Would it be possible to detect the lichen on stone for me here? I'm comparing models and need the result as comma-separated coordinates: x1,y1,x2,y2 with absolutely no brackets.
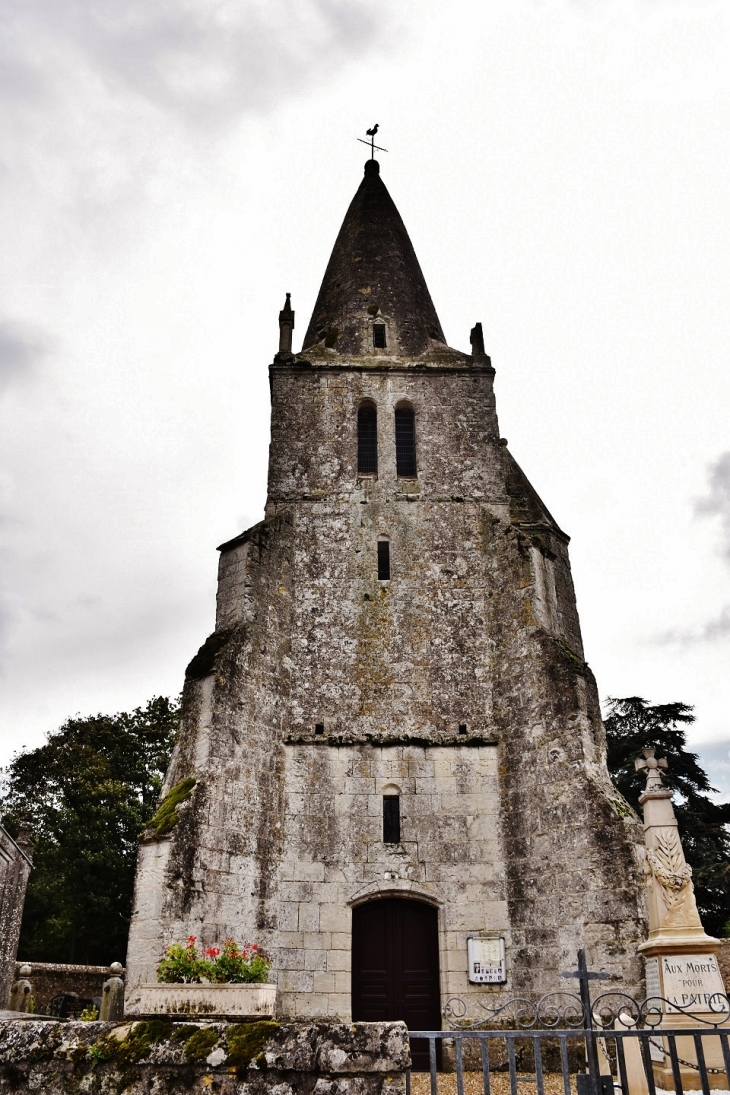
610,795,636,821
146,778,197,838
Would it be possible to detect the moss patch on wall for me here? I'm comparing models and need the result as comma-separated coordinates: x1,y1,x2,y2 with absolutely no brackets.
146,779,197,839
225,1022,279,1069
94,1020,174,1065
182,1028,220,1062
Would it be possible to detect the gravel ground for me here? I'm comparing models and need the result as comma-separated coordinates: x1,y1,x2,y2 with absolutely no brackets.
409,1073,578,1095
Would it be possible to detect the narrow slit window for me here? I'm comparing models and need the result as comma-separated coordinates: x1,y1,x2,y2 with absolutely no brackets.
357,405,378,475
395,407,417,477
315,723,324,735
458,724,467,735
373,324,387,348
377,540,390,581
383,796,400,844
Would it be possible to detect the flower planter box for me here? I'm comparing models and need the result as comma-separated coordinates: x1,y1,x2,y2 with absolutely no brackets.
125,982,277,1019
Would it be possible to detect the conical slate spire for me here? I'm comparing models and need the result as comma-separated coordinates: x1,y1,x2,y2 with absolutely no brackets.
302,160,446,356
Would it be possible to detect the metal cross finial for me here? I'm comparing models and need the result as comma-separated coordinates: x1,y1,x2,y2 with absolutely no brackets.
635,746,669,790
561,949,612,1095
561,949,612,992
357,123,388,160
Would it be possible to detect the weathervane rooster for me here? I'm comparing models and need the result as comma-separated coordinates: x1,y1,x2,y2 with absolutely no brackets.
358,124,387,159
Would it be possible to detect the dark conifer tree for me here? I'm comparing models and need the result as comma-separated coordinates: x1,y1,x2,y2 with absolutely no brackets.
604,696,730,938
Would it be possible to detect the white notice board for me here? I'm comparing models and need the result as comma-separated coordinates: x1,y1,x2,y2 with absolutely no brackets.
467,936,506,984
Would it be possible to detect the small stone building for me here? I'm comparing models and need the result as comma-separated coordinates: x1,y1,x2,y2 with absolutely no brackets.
126,159,647,1024
0,819,32,1007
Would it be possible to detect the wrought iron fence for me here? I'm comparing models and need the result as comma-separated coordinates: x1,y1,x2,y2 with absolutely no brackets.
405,950,730,1095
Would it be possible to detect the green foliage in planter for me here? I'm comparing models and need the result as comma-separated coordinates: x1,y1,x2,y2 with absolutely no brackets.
204,939,271,984
157,936,270,984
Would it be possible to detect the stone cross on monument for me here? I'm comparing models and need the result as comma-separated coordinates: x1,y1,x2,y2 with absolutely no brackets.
634,747,667,791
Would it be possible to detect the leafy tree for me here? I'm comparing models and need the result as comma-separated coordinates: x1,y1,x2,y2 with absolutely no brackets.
0,696,179,965
604,696,730,938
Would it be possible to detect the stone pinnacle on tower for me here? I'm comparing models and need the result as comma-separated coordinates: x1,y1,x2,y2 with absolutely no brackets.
278,293,294,357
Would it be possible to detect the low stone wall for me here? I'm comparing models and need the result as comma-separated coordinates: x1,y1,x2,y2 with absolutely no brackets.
0,1018,409,1094
13,962,122,1013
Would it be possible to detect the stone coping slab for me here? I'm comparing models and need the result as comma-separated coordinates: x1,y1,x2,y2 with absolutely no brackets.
0,1017,409,1094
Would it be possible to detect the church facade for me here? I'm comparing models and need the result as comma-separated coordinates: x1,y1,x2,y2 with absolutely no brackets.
126,159,647,1023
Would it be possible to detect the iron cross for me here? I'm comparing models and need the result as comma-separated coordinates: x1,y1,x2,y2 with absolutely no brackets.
561,949,612,1014
358,123,388,159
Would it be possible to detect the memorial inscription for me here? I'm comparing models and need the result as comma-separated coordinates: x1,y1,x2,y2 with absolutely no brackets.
660,954,728,1013
647,953,728,1013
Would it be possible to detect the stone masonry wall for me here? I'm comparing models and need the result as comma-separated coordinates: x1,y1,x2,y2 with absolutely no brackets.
126,347,647,1018
10,963,119,1015
0,1019,409,1095
0,825,32,1008
275,743,505,1018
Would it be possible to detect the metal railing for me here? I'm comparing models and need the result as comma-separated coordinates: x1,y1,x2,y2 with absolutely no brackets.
406,1026,730,1095
405,951,730,1095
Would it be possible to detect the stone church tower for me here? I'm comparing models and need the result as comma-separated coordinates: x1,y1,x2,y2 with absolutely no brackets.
126,159,647,1023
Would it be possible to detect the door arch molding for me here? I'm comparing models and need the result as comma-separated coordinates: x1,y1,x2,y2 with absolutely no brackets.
347,880,441,908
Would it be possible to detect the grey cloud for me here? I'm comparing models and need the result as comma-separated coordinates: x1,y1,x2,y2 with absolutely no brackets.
0,321,49,394
694,741,730,802
650,454,730,648
6,0,391,129
696,451,730,562
654,604,730,647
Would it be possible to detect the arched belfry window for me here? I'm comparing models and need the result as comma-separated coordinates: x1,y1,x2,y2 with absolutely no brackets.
395,405,416,478
357,403,378,475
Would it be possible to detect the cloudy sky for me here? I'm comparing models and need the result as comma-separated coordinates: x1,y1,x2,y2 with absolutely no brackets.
1,0,729,797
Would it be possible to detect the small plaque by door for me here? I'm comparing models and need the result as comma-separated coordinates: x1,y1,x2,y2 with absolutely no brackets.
351,897,441,1071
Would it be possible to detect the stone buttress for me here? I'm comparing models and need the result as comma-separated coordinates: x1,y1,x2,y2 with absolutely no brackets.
125,159,648,1018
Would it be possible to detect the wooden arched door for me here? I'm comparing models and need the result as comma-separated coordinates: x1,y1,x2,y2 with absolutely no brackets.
351,897,441,1068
